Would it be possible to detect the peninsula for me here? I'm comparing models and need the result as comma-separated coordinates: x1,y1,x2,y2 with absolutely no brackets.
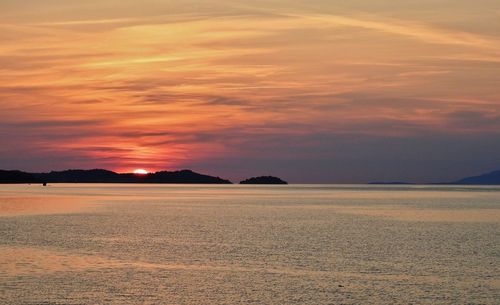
0,169,232,184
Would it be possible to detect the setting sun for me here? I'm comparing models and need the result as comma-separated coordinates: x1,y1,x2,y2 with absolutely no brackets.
133,169,149,175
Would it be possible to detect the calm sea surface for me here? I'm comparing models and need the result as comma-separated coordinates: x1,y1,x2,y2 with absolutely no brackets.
0,184,499,304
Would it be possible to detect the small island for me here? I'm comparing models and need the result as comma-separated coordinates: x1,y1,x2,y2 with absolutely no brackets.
240,176,288,185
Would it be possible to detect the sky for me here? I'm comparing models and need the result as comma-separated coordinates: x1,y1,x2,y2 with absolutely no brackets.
1,0,500,183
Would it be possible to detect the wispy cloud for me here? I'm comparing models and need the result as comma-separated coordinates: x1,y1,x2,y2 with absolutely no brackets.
26,18,139,26
286,13,500,49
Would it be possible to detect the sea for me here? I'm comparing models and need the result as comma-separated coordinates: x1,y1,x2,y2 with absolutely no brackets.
0,184,499,304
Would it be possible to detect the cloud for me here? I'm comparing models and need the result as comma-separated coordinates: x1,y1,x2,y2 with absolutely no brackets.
2,119,106,128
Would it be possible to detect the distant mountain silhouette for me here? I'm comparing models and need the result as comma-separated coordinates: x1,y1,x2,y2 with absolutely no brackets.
0,170,41,184
35,169,121,183
453,170,500,185
3,168,498,185
0,169,231,184
370,169,500,185
142,170,231,184
240,176,288,184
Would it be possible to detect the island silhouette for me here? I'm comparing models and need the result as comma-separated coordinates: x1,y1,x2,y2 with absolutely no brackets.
240,176,288,185
0,169,232,184
1,168,500,185
0,169,292,185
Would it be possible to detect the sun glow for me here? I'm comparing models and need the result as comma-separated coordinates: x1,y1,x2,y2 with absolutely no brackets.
133,169,149,175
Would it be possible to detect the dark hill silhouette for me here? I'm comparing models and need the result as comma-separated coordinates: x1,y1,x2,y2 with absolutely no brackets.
0,169,231,184
144,170,231,184
453,170,500,185
35,169,121,183
370,169,500,185
0,170,40,184
240,176,288,184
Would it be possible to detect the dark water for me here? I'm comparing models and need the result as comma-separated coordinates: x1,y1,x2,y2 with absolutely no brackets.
0,184,499,304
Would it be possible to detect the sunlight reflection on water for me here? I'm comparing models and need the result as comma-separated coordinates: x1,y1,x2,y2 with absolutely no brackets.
0,184,499,304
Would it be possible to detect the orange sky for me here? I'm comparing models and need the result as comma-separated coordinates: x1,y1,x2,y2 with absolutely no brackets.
1,0,500,182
